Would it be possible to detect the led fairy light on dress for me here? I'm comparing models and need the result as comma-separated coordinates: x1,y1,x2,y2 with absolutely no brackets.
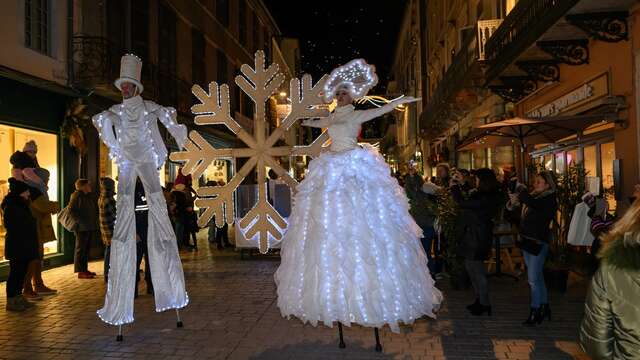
322,58,379,102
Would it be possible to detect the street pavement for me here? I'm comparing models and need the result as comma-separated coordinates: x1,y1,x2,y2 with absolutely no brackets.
0,233,592,360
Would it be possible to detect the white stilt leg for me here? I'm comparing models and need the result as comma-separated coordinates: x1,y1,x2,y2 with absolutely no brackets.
116,325,123,342
176,309,183,328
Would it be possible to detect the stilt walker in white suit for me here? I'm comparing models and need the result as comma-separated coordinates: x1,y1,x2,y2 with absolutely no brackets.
93,54,189,338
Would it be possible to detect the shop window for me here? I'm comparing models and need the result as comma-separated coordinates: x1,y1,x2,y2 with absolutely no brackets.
584,145,597,178
555,152,566,174
567,149,578,166
492,146,514,172
457,150,472,170
473,148,486,169
544,153,554,172
0,126,59,262
600,142,616,210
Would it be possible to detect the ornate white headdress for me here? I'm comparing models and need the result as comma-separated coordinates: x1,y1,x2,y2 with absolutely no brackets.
114,54,144,93
322,58,378,102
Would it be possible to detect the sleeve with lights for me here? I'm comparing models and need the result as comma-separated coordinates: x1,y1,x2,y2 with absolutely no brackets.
156,106,188,150
356,97,415,124
301,117,331,128
92,110,123,162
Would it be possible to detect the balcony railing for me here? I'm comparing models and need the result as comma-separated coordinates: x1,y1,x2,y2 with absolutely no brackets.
477,19,503,61
72,35,193,116
421,26,478,132
483,0,580,82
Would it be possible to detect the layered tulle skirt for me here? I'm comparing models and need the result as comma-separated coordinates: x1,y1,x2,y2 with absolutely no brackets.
275,145,442,333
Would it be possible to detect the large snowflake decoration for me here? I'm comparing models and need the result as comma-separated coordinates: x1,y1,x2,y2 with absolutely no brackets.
170,51,330,253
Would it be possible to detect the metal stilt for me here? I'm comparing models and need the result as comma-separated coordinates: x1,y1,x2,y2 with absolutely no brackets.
338,322,346,349
374,327,382,352
176,309,183,328
116,325,123,342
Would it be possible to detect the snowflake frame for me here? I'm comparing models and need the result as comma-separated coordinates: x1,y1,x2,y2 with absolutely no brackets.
170,51,330,253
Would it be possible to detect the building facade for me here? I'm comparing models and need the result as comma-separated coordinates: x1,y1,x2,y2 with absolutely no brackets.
0,0,290,279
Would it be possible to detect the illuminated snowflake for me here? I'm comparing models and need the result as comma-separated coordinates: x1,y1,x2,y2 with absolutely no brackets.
170,51,330,253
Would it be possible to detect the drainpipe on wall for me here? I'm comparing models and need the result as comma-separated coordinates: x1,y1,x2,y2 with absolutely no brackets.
67,0,74,87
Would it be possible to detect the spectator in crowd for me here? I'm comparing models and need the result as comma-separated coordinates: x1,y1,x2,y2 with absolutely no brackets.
451,168,501,316
205,181,219,246
508,171,558,326
23,168,59,298
435,163,450,187
404,162,437,275
163,181,175,225
3,178,39,311
69,179,98,279
98,177,116,283
171,183,190,249
134,178,153,297
580,189,640,360
184,183,199,251
23,140,40,168
215,179,231,249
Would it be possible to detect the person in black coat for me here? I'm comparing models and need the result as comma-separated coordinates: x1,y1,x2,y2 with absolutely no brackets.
451,168,501,316
508,171,558,326
134,178,153,297
3,178,39,311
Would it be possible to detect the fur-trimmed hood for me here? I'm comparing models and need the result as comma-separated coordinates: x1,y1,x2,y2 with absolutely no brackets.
599,235,640,271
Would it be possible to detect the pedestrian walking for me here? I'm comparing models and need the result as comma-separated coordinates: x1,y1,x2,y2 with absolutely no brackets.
3,178,39,311
69,179,98,279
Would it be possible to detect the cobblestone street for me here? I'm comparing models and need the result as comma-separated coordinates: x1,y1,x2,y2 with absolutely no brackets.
1,234,592,360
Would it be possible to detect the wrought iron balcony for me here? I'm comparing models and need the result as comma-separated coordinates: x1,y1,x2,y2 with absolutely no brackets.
483,0,580,83
71,35,191,116
421,26,479,135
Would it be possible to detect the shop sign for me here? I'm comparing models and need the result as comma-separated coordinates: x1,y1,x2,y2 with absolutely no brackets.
526,73,609,118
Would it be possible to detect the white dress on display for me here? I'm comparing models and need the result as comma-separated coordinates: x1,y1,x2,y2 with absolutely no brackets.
275,102,443,333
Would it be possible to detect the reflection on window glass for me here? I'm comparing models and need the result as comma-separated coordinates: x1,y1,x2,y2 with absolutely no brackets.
0,126,59,261
600,142,616,210
555,152,565,174
584,145,597,178
473,148,486,169
567,149,578,166
457,151,471,170
544,154,554,171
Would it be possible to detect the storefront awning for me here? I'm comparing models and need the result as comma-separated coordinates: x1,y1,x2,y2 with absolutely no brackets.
457,112,621,151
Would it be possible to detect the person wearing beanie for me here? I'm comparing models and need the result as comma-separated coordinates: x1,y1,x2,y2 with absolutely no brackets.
2,178,39,311
69,179,98,279
98,177,116,283
22,168,59,298
23,140,40,168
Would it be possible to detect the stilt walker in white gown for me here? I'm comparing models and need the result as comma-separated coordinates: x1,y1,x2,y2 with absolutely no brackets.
93,54,189,338
275,59,443,350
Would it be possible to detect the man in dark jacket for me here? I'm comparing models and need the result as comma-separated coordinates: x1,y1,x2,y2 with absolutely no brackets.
134,178,153,296
3,178,39,311
69,179,99,279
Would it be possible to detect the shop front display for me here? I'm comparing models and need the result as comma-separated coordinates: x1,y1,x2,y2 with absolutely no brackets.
0,125,59,262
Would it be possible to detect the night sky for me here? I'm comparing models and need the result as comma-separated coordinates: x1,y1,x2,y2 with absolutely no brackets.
265,1,407,93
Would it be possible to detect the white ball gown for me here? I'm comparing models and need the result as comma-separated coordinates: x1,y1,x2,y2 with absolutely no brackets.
275,103,443,333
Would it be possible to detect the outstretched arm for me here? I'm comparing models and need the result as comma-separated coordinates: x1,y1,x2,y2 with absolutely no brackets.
92,111,120,160
301,117,331,128
158,107,188,149
356,96,420,124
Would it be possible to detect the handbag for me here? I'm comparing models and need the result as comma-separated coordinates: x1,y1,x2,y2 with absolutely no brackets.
516,235,543,255
58,205,78,232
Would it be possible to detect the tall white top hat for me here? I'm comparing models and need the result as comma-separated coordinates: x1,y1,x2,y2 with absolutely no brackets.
322,58,378,102
114,54,144,93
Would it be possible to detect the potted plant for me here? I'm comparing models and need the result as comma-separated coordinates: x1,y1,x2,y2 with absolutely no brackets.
431,187,470,289
61,99,91,174
544,164,587,292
